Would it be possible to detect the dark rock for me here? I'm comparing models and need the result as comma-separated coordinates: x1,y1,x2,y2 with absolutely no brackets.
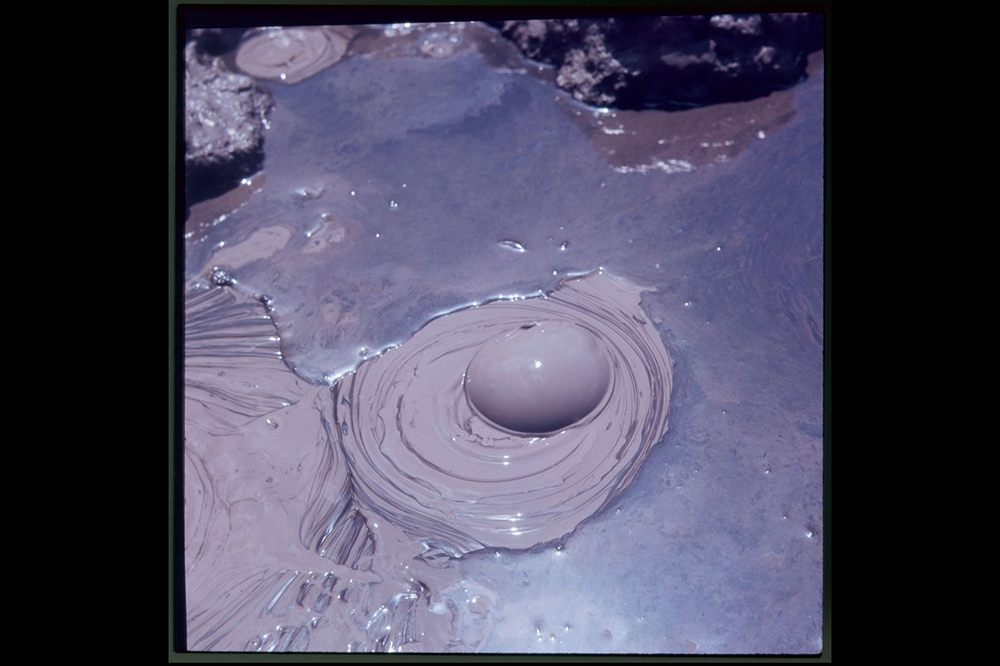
184,41,273,208
189,28,248,57
490,14,823,110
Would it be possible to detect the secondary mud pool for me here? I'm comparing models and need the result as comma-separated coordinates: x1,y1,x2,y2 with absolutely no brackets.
182,21,824,654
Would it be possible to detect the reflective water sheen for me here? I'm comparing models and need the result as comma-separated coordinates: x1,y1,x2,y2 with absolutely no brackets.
184,21,824,654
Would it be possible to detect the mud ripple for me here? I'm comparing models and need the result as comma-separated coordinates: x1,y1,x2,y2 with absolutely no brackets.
334,271,673,556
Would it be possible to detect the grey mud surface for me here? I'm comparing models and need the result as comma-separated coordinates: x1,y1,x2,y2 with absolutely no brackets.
183,21,824,654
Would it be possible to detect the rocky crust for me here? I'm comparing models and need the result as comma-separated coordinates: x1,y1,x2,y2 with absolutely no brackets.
490,14,823,110
184,36,272,208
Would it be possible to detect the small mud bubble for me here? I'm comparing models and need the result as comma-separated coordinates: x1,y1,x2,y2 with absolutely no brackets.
498,240,526,253
293,186,323,200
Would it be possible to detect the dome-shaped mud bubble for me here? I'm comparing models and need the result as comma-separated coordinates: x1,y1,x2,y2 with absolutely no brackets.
332,270,673,557
234,26,354,85
464,321,612,435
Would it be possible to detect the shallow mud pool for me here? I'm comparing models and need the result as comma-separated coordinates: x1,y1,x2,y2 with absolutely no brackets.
182,21,824,654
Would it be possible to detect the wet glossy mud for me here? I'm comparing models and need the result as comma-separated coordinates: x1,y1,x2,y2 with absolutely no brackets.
234,26,355,85
335,271,671,555
185,271,672,652
183,20,824,655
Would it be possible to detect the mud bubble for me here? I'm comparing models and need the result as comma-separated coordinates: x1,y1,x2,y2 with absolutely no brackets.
334,270,673,556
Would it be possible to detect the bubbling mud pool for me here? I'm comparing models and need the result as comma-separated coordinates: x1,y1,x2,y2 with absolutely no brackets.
185,270,672,652
183,18,824,655
336,270,672,556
